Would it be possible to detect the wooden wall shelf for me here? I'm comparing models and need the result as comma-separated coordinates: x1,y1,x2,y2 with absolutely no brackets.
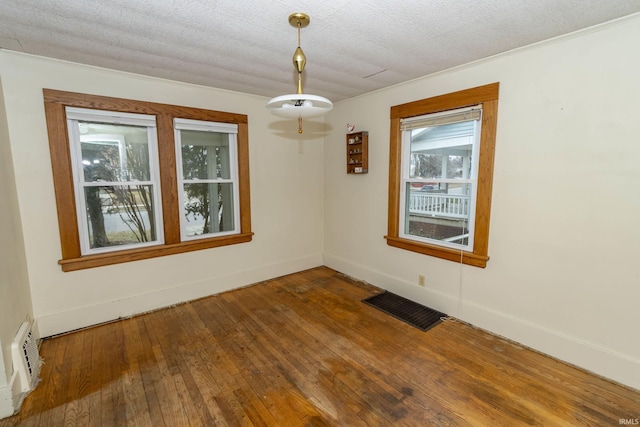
347,131,368,174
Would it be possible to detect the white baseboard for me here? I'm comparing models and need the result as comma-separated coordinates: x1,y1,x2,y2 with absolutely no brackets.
0,385,13,420
37,254,323,338
0,370,25,420
323,253,640,391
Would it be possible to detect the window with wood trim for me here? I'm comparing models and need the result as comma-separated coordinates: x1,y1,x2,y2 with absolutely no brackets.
44,89,253,272
386,83,499,268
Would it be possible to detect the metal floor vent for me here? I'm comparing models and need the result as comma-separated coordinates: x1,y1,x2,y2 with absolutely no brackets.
363,292,445,331
11,322,42,392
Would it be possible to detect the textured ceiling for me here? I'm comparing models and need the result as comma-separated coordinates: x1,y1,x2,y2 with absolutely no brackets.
1,1,639,102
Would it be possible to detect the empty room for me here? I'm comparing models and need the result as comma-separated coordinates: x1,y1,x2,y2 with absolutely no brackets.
1,1,639,425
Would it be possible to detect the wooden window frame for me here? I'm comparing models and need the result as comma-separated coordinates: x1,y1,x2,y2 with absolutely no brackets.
386,83,499,268
44,89,253,272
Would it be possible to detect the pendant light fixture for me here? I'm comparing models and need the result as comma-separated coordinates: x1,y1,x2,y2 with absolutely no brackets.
266,13,333,134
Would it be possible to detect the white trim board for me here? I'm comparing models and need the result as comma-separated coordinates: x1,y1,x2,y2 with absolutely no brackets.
0,384,13,420
0,370,25,420
323,253,640,391
36,254,323,338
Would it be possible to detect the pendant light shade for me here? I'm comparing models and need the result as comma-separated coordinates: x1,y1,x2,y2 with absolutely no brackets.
266,94,333,119
267,12,333,133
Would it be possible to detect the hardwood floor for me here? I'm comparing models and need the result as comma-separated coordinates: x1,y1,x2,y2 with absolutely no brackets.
2,267,638,426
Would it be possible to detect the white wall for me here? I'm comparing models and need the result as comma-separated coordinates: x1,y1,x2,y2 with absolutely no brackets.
0,72,34,417
2,12,639,396
0,50,325,338
324,15,640,389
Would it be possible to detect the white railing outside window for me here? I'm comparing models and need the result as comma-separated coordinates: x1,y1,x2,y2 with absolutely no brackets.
409,191,470,219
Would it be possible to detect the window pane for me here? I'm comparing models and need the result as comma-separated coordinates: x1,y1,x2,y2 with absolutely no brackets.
79,122,151,182
84,185,158,249
183,183,235,236
180,130,231,180
409,121,475,180
405,182,472,247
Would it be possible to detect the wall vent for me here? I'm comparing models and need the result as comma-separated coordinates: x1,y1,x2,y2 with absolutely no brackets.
11,322,42,392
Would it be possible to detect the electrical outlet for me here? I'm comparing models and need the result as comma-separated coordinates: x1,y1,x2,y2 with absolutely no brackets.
418,275,426,286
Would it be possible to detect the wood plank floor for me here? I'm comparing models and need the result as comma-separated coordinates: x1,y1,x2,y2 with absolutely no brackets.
2,267,638,426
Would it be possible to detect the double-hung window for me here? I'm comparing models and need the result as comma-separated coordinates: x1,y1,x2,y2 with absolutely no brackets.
44,89,252,272
386,83,499,267
399,106,481,251
174,119,240,240
66,108,164,254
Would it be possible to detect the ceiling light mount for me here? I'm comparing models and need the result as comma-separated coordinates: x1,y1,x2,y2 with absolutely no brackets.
267,12,333,134
288,12,310,29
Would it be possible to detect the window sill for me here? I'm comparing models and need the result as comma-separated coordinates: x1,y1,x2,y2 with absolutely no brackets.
385,235,488,268
58,232,254,272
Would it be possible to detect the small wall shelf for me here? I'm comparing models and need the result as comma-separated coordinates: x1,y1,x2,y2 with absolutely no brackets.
346,131,368,174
